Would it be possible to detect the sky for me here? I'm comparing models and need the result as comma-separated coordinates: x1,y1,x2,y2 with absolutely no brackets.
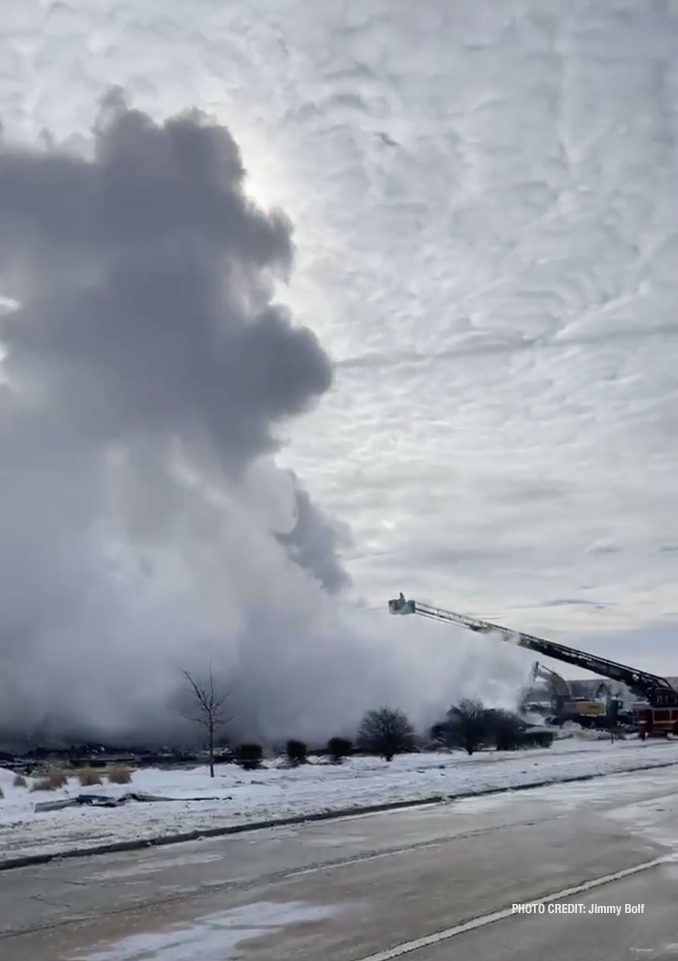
0,0,676,744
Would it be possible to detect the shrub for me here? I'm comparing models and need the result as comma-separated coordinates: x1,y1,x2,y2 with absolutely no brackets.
234,743,264,771
43,768,69,789
30,767,69,792
485,708,525,751
0,785,4,799
285,740,308,766
429,722,449,746
357,707,417,762
77,767,102,787
438,699,488,755
13,774,27,788
327,736,353,763
522,729,554,748
436,701,554,753
107,765,133,785
31,778,52,792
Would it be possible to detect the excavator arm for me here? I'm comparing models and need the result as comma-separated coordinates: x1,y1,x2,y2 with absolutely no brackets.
532,662,571,699
389,595,678,707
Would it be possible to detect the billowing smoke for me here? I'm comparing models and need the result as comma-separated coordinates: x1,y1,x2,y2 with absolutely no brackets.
0,92,528,749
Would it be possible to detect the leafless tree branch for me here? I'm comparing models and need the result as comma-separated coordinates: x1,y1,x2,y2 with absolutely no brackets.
180,665,232,777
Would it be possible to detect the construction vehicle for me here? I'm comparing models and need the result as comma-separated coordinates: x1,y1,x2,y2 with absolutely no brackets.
389,594,678,738
525,662,624,728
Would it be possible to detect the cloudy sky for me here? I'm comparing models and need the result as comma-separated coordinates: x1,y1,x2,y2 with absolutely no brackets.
0,0,677,744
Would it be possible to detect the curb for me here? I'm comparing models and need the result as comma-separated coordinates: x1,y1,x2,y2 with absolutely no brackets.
2,757,677,873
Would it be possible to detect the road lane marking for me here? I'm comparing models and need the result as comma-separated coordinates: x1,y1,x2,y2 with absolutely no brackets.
353,856,668,961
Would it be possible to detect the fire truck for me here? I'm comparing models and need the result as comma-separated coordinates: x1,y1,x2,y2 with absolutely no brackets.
389,594,678,738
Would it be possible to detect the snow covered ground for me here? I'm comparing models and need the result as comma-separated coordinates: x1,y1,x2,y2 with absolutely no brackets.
1,737,677,864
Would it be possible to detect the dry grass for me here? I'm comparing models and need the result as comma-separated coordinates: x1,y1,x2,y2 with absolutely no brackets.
30,778,54,792
106,764,133,785
77,766,103,787
40,767,68,791
13,774,27,788
30,768,69,792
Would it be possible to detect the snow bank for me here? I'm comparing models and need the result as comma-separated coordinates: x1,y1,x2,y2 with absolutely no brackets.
1,739,676,863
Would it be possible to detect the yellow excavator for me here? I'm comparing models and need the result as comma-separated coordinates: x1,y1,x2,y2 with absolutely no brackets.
525,661,611,727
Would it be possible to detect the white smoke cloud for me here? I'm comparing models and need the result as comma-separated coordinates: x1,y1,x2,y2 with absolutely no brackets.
0,92,528,749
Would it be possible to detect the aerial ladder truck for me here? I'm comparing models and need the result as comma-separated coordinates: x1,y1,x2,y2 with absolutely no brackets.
389,594,678,738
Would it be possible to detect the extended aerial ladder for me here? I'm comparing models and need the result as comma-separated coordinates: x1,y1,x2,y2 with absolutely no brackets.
388,594,678,712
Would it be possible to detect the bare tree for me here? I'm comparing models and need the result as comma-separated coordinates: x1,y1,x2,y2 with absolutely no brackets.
181,666,232,777
442,699,488,755
357,707,417,761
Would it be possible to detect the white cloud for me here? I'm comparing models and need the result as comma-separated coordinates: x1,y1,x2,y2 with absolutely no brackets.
0,0,677,703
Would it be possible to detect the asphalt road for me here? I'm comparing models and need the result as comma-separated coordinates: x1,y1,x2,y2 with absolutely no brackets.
2,766,678,960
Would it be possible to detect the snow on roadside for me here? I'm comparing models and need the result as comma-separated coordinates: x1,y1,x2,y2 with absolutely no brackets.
1,738,677,863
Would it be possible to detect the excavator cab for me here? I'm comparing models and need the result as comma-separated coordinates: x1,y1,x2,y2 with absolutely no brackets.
389,594,416,614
